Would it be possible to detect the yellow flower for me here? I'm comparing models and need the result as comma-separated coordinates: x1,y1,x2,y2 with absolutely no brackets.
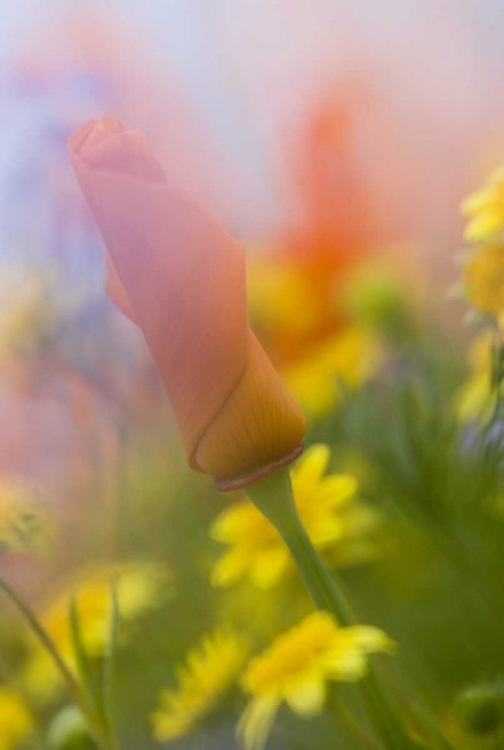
151,630,247,742
0,477,54,557
458,331,499,423
247,255,323,343
0,269,57,361
0,689,33,750
210,444,377,589
464,244,504,321
239,612,395,750
23,561,170,701
284,328,383,418
462,167,504,244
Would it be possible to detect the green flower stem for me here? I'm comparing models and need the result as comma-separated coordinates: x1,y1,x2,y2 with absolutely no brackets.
327,686,381,750
246,466,415,750
0,576,113,750
101,576,120,750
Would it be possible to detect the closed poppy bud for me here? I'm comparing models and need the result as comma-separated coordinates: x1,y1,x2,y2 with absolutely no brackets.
69,117,306,489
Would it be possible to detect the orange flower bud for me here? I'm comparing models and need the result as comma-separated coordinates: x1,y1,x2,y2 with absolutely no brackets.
69,117,306,489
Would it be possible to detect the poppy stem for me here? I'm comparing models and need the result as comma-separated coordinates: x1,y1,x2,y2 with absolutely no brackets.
246,466,418,750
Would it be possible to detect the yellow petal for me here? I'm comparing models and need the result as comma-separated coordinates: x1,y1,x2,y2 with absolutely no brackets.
325,627,395,681
464,243,504,317
325,650,368,681
0,689,33,749
292,443,331,490
285,677,326,717
306,516,343,547
461,188,495,217
315,475,358,508
250,547,289,589
210,502,261,543
464,211,504,243
458,373,495,423
339,626,397,655
211,548,250,587
238,696,280,750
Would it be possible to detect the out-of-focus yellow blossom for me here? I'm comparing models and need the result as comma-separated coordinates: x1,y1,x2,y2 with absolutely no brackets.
0,477,54,557
239,612,395,750
248,254,386,416
151,630,247,742
0,270,56,360
463,244,504,322
23,561,170,701
0,688,33,750
284,328,383,418
247,256,323,343
458,331,501,423
462,167,504,244
211,444,377,589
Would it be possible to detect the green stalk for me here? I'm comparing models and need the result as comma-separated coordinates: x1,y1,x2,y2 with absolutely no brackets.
69,595,103,721
327,686,381,750
246,466,416,750
0,577,113,750
101,575,120,750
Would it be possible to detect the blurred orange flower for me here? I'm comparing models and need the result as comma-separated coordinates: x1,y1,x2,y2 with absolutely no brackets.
69,117,306,488
248,94,392,417
277,95,380,356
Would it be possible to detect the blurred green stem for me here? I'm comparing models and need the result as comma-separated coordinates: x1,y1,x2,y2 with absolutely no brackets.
101,576,120,750
246,466,416,750
327,686,381,750
0,577,114,750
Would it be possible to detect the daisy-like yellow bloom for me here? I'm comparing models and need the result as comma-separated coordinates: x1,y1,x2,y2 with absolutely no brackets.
458,331,502,423
211,443,377,589
0,688,33,750
239,612,395,750
463,244,504,322
462,167,504,244
0,476,54,557
23,561,170,701
151,630,247,742
284,328,383,418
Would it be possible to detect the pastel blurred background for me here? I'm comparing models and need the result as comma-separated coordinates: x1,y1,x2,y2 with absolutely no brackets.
4,2,504,749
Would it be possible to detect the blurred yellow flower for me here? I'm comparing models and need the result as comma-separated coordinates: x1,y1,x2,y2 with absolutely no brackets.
0,477,54,557
151,630,247,742
462,167,504,244
284,328,383,418
211,444,377,589
23,561,170,701
464,244,504,322
0,270,56,361
247,256,323,343
458,331,500,423
239,612,395,750
0,689,33,750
